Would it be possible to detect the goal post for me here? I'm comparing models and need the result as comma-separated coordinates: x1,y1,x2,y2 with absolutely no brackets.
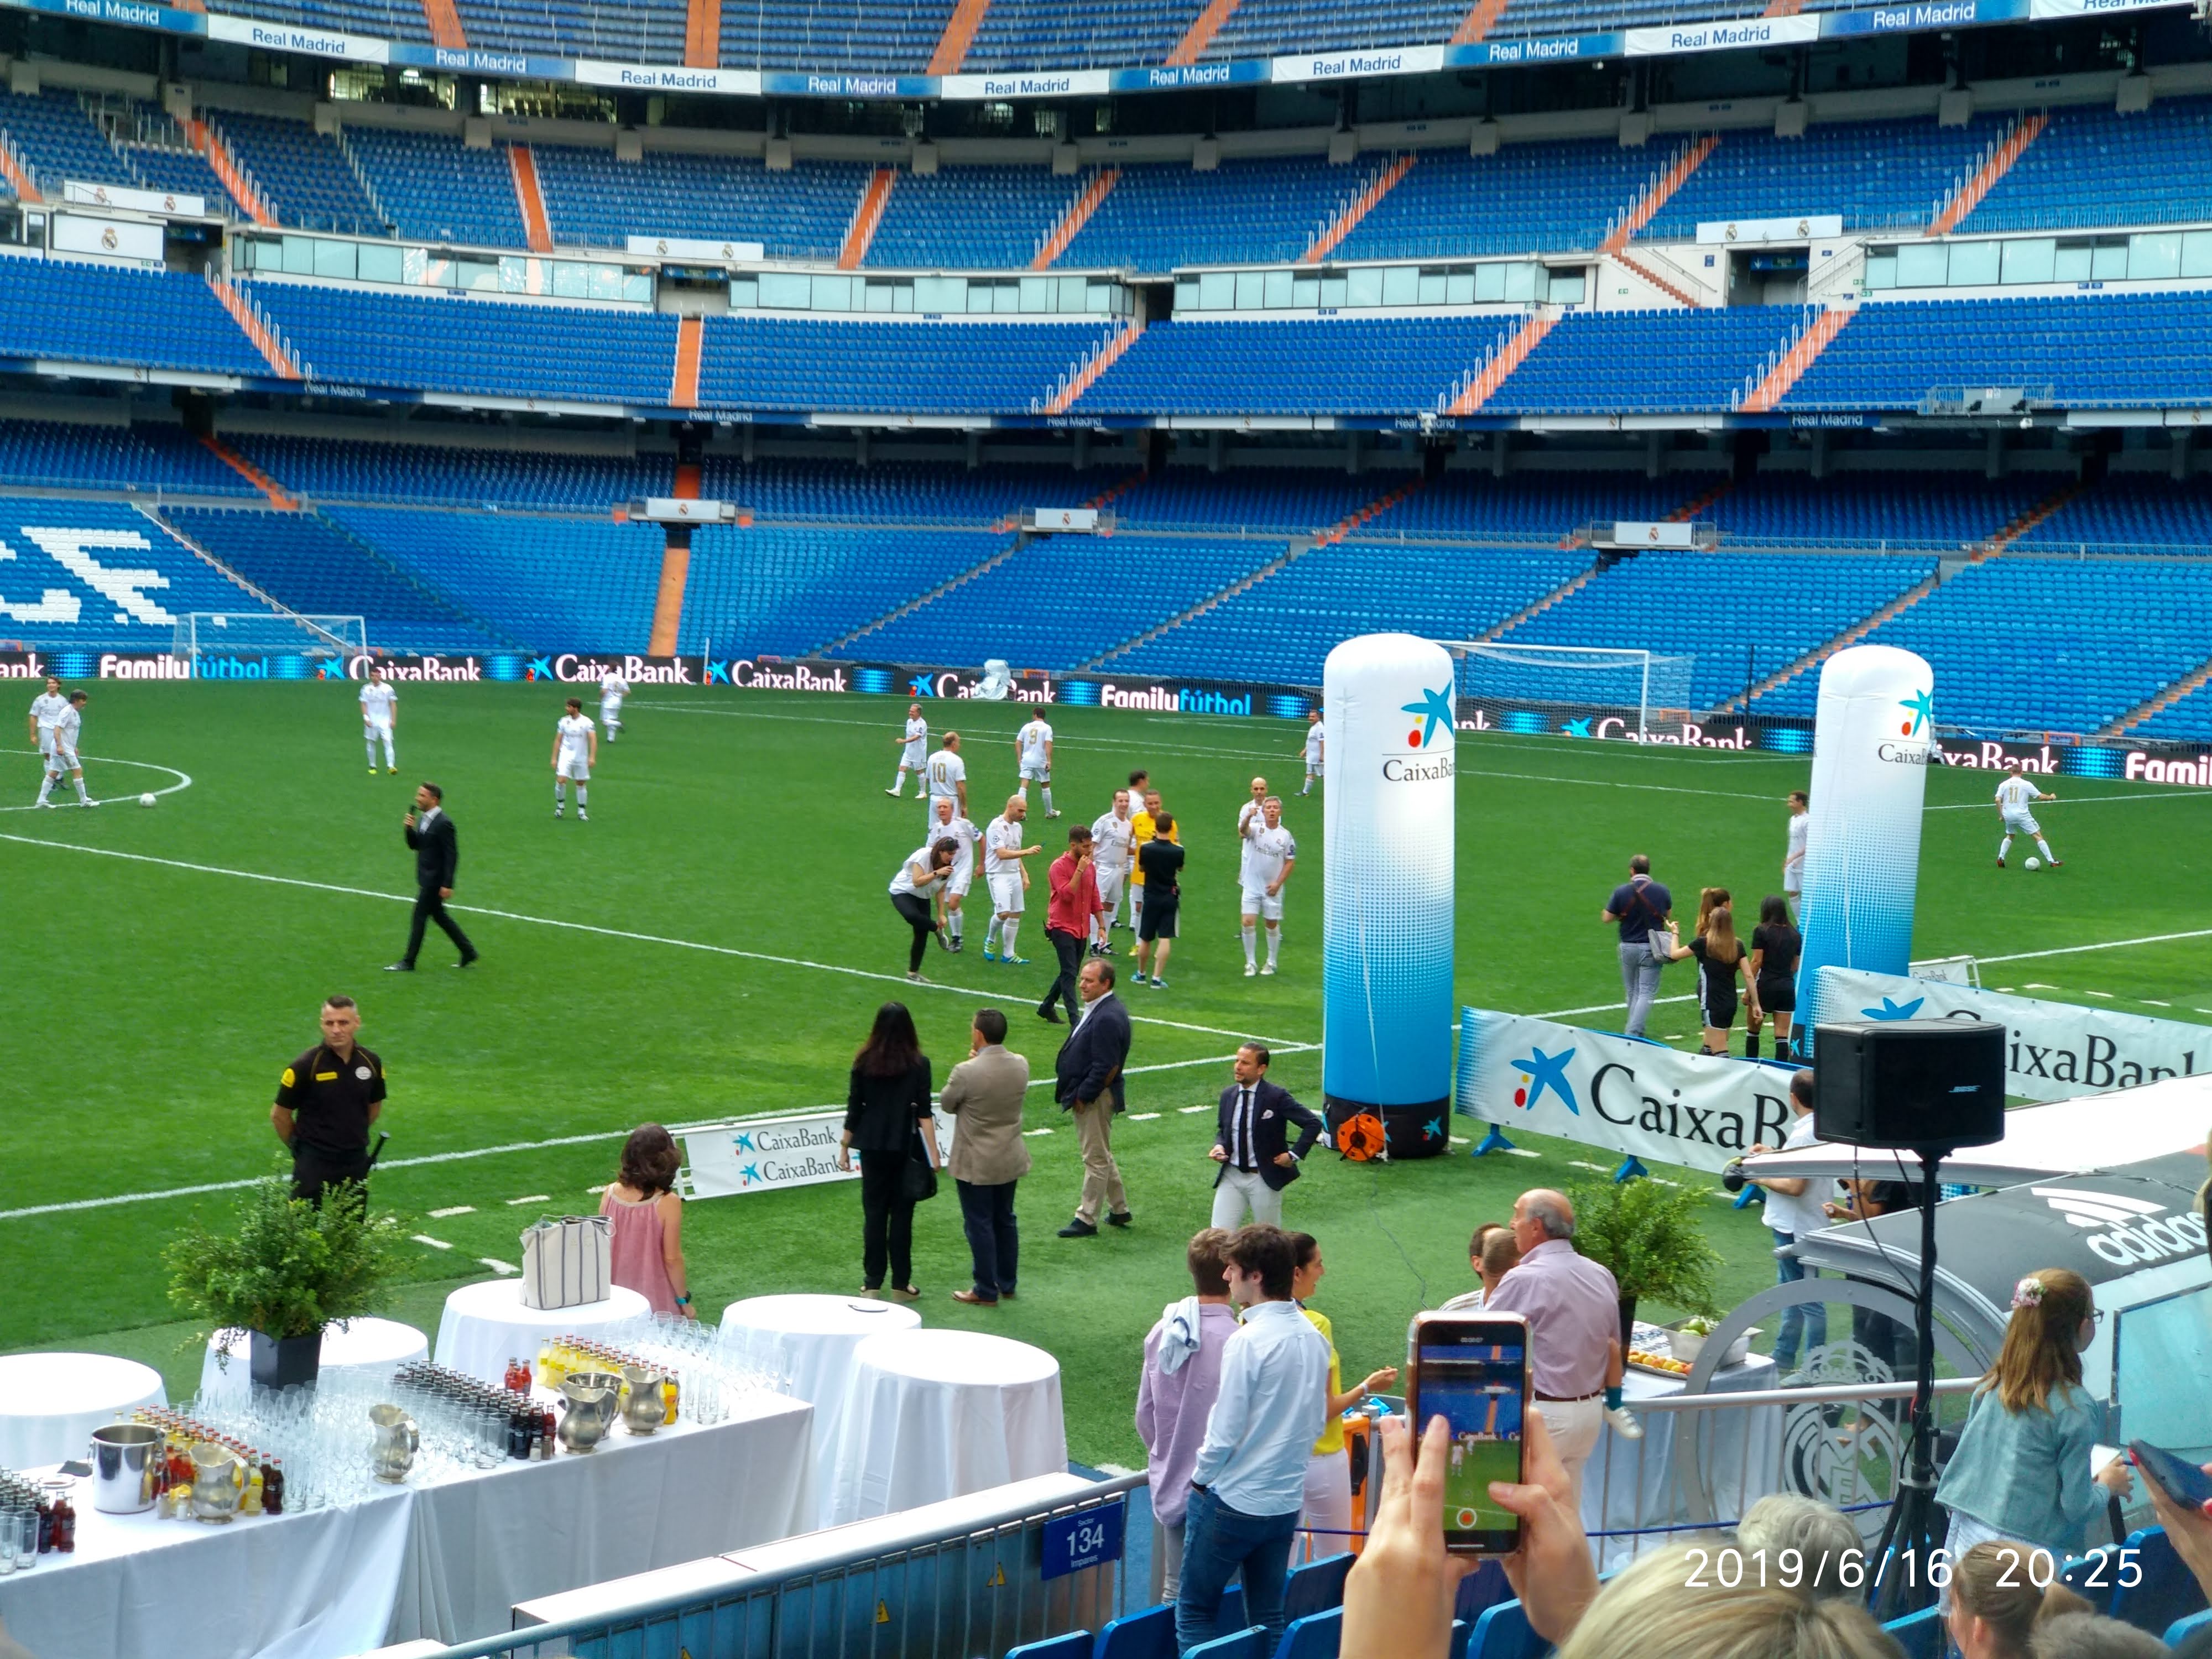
174,613,368,670
1434,641,1696,738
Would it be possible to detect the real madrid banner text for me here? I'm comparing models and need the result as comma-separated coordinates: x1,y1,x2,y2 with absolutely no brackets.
1454,1007,1801,1176
1817,969,2208,1102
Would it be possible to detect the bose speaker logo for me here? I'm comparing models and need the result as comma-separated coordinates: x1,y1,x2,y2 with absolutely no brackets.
2031,1186,2209,1267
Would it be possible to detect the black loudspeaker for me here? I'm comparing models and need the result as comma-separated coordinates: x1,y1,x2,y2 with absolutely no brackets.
1812,1020,2007,1150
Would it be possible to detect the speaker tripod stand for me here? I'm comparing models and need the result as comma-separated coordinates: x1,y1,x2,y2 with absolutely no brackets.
1871,1145,1951,1623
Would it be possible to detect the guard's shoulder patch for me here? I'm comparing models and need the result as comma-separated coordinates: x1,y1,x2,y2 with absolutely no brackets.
280,1067,296,1088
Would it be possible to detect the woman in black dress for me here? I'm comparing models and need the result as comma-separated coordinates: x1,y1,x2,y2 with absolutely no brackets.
1665,901,1759,1056
836,1001,941,1298
1746,894,1803,1061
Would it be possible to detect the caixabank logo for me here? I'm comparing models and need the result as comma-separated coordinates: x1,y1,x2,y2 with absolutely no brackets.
1381,683,1457,781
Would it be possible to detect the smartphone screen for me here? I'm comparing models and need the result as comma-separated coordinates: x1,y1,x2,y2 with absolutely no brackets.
1407,1313,1528,1553
2130,1440,2212,1510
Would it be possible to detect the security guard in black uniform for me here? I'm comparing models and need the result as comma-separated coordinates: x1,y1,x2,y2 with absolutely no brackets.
272,994,387,1204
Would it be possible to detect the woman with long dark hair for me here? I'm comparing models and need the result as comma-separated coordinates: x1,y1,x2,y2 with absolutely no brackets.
1746,894,1802,1061
836,1001,941,1298
599,1123,693,1316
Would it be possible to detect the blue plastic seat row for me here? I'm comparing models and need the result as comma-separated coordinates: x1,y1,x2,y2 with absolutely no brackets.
0,495,292,646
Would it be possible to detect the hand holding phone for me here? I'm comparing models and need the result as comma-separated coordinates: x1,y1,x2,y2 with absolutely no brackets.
1405,1311,1530,1555
2130,1441,2212,1512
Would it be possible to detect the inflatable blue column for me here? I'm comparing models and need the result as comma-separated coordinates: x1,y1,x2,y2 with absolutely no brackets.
1795,643,1936,1051
1321,633,1456,1157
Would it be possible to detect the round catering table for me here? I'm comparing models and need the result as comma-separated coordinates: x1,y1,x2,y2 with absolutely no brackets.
718,1293,921,1527
197,1317,430,1406
0,1352,168,1468
433,1280,650,1385
824,1328,1066,1527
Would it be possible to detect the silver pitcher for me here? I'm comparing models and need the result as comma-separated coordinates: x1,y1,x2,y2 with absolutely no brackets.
557,1371,622,1454
619,1365,666,1436
189,1443,245,1524
89,1423,162,1514
369,1404,419,1484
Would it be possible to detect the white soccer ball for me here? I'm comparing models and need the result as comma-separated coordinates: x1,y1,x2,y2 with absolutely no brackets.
2025,857,2041,871
138,792,156,808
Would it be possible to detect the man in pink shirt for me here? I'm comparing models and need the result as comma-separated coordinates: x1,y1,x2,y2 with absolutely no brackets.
1482,1187,1619,1503
1039,824,1103,1026
1136,1228,1240,1600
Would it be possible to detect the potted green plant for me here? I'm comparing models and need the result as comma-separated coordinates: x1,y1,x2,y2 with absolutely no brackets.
165,1177,405,1389
1566,1178,1723,1354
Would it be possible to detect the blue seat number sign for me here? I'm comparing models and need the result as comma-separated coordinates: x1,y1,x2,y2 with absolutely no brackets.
1041,1501,1125,1581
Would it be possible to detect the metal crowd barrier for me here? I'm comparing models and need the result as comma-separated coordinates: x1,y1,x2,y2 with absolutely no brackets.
423,1471,1152,1659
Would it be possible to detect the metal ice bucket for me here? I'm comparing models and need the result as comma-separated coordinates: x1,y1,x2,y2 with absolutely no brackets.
89,1422,163,1514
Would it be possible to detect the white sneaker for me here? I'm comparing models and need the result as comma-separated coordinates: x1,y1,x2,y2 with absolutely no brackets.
578,810,588,821
1260,963,1276,976
1244,963,1258,977
1605,1404,1644,1441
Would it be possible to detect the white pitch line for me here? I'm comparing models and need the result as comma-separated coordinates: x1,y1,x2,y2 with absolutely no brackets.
506,1193,551,1204
0,832,1300,1049
427,1205,474,1218
2085,991,2114,999
1533,993,1697,1020
410,1234,452,1250
0,750,193,811
479,1258,518,1275
1927,790,2211,810
1022,1127,1054,1138
1128,1112,1161,1121
2143,1000,2172,1008
1178,1105,1210,1114
1980,930,2212,964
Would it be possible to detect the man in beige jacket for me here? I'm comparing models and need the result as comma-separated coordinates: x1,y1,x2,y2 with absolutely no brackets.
941,1007,1032,1306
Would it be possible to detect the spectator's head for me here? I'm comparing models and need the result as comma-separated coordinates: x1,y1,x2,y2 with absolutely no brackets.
972,1008,1008,1047
619,1124,681,1197
1789,790,1808,811
2026,1613,2169,1659
930,837,958,869
1760,894,1791,928
1733,1495,1864,1604
1232,1043,1270,1084
1078,958,1114,1001
1555,1544,1898,1659
1467,1221,1506,1271
1790,1069,1815,1114
1152,810,1173,836
1511,1188,1574,1253
855,1001,923,1077
1288,1232,1323,1300
1696,887,1730,936
1068,825,1092,848
1987,1269,2095,1412
1186,1228,1233,1298
1224,1225,1297,1306
1950,1542,2093,1659
1629,854,1651,876
1478,1226,1522,1297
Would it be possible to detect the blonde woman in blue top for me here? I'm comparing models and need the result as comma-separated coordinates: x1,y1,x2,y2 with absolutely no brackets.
1934,1269,2133,1571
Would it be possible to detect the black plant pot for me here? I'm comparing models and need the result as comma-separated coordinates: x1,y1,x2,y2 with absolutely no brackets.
249,1329,322,1390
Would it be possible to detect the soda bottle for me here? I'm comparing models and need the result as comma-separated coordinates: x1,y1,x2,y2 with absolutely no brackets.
49,1493,73,1554
262,1459,284,1517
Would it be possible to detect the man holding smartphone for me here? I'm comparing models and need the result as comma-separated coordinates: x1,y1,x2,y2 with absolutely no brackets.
1483,1189,1618,1503
1176,1225,1330,1656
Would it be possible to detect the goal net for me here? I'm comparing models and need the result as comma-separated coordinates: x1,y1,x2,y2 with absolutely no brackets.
1439,642,1695,737
174,613,367,669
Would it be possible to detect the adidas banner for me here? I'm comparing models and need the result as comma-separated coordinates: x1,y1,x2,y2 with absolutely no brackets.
1815,968,2210,1103
1454,1006,1801,1176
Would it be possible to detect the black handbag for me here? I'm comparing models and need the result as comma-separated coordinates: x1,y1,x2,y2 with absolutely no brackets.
901,1152,939,1204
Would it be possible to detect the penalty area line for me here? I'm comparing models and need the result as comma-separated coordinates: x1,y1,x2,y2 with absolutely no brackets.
0,832,1302,1051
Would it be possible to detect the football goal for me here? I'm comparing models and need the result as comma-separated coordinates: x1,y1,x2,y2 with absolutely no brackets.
174,612,367,670
1437,641,1695,737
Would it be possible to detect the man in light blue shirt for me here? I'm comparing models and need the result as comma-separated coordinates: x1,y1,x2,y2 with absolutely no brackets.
1175,1225,1330,1655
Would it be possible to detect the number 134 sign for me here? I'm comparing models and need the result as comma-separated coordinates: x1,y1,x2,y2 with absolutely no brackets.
1041,1502,1126,1582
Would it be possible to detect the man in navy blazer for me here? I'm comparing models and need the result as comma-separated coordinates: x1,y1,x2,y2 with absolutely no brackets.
1055,958,1132,1238
1208,1043,1322,1228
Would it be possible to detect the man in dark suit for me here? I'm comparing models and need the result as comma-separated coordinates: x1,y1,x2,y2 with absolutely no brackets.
1208,1043,1323,1228
1055,957,1131,1238
388,781,478,971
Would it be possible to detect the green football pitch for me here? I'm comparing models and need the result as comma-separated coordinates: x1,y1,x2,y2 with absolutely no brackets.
3,681,2207,1469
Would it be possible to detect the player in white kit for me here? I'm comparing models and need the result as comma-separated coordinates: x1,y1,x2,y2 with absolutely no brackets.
551,697,598,821
1088,790,1135,957
1239,797,1297,974
1300,709,1323,795
1015,714,1058,818
887,703,929,796
924,732,968,828
1782,790,1808,919
35,690,95,807
359,666,398,774
1994,771,2060,868
27,676,66,789
598,670,630,743
930,794,983,952
982,795,1040,965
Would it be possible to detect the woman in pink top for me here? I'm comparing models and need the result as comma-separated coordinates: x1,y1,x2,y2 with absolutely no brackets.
599,1124,695,1318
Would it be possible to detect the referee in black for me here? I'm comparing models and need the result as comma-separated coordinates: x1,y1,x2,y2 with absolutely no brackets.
272,995,387,1204
388,780,478,971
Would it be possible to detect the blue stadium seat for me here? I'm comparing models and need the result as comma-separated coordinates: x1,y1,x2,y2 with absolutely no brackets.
533,148,869,260
0,259,268,380
1094,1602,1176,1659
1272,1607,1342,1659
1644,119,2004,240
719,0,956,69
680,526,1011,658
343,128,530,247
1464,1597,1543,1659
1283,1554,1354,1623
965,0,1199,72
2107,1527,2209,1638
451,0,685,61
1204,0,1462,59
2059,1547,2121,1615
1880,1605,1943,1659
0,89,134,194
1968,98,2212,235
122,143,246,217
0,496,293,649
1007,1632,1093,1659
1185,1627,1266,1659
1080,317,1510,416
214,111,387,236
236,436,669,512
2169,1608,2212,1648
696,315,1120,414
202,0,432,45
0,421,255,498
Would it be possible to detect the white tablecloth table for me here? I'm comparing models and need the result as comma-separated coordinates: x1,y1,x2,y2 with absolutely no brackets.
0,1388,815,1659
1584,1354,1782,1571
718,1293,921,1527
199,1319,430,1406
433,1279,650,1385
825,1328,1065,1527
0,1352,168,1469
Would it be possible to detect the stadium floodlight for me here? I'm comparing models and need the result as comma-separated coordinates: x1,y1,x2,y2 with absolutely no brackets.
174,612,368,670
1436,641,1695,739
